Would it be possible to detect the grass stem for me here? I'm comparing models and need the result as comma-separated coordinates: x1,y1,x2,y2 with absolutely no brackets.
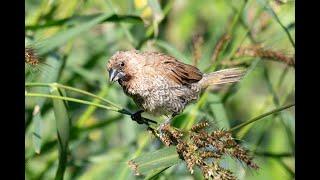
25,82,127,112
229,103,294,132
26,92,130,115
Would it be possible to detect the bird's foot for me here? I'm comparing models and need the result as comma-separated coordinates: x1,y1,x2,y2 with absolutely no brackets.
131,110,157,126
131,110,144,124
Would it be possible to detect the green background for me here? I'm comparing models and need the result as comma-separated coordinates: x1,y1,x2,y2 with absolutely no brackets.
25,0,295,179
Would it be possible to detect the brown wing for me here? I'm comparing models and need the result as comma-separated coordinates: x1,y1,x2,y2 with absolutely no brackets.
156,53,203,85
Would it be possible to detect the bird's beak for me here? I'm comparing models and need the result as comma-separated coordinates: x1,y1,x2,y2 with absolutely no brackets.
108,69,125,82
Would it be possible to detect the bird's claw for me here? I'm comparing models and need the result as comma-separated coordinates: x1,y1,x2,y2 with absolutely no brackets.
131,110,157,125
131,110,144,124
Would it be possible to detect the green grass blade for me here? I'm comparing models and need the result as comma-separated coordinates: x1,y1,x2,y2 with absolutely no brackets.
129,146,181,176
36,13,112,55
259,0,295,48
25,92,127,114
32,105,42,154
230,103,295,132
26,54,65,135
114,134,150,179
105,0,137,45
27,54,63,107
26,13,142,30
144,167,170,180
26,82,125,111
208,93,230,129
50,87,71,180
76,86,110,128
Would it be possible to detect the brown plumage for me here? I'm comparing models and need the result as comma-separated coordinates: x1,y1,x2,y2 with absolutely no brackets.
107,50,245,124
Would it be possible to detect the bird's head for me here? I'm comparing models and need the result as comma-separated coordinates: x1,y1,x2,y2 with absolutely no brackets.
106,50,141,83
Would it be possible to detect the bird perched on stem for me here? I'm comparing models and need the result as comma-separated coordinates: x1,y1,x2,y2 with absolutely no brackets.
107,50,245,131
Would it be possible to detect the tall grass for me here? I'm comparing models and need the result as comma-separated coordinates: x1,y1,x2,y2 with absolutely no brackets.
25,0,295,179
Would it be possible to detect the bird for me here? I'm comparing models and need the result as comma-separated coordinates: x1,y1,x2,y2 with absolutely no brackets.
106,50,245,129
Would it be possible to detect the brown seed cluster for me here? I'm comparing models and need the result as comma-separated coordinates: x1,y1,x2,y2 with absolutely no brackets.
190,120,210,132
25,47,40,66
158,121,258,179
192,34,204,66
236,45,295,67
159,124,183,146
211,34,231,63
128,160,140,176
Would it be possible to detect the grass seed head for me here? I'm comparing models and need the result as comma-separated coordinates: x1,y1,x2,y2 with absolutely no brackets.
25,47,40,66
159,121,258,179
236,45,295,67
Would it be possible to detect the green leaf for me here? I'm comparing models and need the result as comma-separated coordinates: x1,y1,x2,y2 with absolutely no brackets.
50,87,71,180
27,54,64,108
32,105,42,154
114,133,150,180
26,54,65,155
76,86,110,127
129,146,181,176
26,13,143,30
35,13,114,55
78,148,127,180
208,93,230,129
67,65,100,83
144,167,170,180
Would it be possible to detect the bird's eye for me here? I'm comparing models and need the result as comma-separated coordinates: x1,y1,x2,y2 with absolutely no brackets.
120,62,125,67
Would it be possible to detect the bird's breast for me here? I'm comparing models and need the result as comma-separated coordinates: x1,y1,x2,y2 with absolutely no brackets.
119,75,201,116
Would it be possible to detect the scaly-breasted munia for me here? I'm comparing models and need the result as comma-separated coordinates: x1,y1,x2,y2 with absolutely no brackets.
107,50,245,127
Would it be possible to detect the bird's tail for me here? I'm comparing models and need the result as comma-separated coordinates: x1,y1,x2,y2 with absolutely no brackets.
198,68,246,89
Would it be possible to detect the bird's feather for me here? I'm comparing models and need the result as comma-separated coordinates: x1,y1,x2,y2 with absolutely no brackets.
143,52,203,85
199,68,245,88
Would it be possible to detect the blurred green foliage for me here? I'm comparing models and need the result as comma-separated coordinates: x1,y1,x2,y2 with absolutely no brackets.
25,0,295,179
